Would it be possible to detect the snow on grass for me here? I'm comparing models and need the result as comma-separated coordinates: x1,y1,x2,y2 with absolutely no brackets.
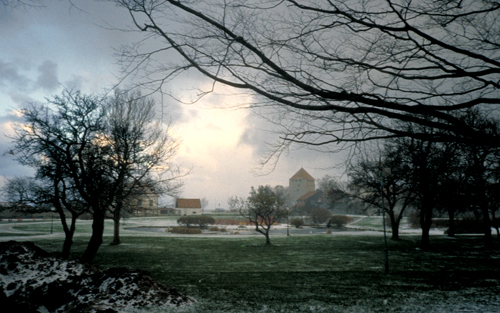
1,241,193,312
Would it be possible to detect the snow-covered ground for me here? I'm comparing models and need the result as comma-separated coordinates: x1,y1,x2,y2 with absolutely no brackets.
0,241,193,313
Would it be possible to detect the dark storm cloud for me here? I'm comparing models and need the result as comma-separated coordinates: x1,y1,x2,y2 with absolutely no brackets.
0,59,59,93
0,60,30,90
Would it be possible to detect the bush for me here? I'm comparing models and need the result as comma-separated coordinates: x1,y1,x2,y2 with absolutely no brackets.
209,226,227,232
310,208,333,224
290,218,304,228
170,226,202,234
445,218,485,234
177,216,215,229
215,219,250,225
328,215,350,228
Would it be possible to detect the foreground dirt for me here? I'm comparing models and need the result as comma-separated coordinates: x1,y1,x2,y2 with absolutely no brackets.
0,241,193,313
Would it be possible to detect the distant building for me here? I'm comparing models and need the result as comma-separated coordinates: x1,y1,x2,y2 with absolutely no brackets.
288,168,316,205
175,198,202,216
295,190,330,214
130,188,160,216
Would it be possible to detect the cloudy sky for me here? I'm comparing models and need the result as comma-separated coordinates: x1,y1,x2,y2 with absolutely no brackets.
0,0,347,209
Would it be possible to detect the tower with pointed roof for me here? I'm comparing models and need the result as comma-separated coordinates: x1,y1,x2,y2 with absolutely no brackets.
289,168,315,205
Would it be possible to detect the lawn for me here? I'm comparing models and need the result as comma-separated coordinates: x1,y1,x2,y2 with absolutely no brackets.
27,233,500,312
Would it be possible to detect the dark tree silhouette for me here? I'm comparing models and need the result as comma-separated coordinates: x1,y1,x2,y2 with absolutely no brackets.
113,0,500,155
10,90,184,263
348,144,415,240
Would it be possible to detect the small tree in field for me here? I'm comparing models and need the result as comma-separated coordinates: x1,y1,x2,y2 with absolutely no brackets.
242,185,288,245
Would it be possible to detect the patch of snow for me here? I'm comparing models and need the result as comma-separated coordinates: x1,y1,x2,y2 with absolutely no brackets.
0,241,193,312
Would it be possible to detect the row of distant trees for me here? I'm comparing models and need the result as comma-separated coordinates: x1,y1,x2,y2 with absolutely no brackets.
348,109,500,248
232,108,500,248
291,109,500,248
2,89,186,262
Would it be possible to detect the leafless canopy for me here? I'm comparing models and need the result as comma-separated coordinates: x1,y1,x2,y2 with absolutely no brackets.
113,0,500,150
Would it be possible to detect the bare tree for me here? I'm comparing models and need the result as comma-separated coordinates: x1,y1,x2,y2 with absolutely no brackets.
105,89,184,245
11,91,112,263
200,197,209,213
242,185,288,245
228,195,245,213
10,89,185,263
316,175,350,213
348,145,415,240
3,175,88,259
112,0,500,158
457,109,500,245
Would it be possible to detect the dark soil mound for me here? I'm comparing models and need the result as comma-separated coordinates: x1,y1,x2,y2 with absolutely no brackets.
0,241,193,312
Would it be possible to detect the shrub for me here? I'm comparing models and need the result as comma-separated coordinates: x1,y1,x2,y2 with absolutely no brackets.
290,218,304,229
177,216,215,229
215,219,250,225
445,218,485,234
328,215,350,228
209,226,228,232
310,208,333,224
170,226,202,234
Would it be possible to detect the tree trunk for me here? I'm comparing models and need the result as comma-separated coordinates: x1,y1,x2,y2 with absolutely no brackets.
447,207,455,237
265,231,271,245
81,210,105,264
420,202,433,249
481,206,493,247
111,183,124,246
111,208,121,246
390,217,400,241
61,215,77,259
56,208,74,259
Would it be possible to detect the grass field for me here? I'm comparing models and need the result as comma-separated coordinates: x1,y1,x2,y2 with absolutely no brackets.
24,233,500,312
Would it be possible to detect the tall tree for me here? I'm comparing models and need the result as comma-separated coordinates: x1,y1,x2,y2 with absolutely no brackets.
457,110,500,245
10,89,184,263
11,91,112,262
392,126,457,248
113,0,500,153
105,89,183,245
348,145,415,240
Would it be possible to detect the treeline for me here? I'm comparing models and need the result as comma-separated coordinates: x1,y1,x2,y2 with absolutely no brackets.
347,108,500,248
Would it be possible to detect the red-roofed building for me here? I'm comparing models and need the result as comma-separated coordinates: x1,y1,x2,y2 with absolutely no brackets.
175,198,202,216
